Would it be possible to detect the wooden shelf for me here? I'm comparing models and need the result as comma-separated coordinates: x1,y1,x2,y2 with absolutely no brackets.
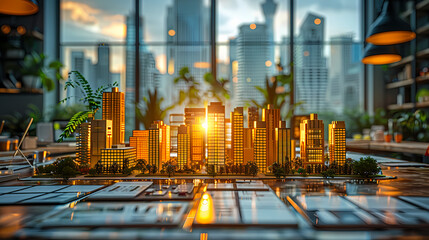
417,0,429,11
0,88,43,94
417,24,429,35
387,103,415,111
386,79,414,89
416,101,429,108
416,75,429,83
390,55,414,67
417,48,429,58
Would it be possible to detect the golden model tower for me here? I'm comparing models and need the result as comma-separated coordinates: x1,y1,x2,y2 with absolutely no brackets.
177,125,190,169
76,122,91,166
102,87,125,145
276,121,292,166
253,121,267,173
90,119,112,168
247,106,259,128
184,108,205,166
100,146,136,173
207,102,225,167
231,107,244,164
129,130,149,162
262,104,280,169
243,128,254,164
300,113,324,171
148,123,160,170
329,121,346,167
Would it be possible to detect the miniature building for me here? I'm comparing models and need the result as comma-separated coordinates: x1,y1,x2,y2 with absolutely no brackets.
76,122,91,166
329,121,346,167
177,125,190,169
253,121,267,173
262,104,280,168
207,102,225,167
231,107,244,164
243,128,254,164
184,108,206,166
300,113,324,172
154,120,170,165
90,119,112,168
129,130,149,162
247,106,259,128
169,114,184,154
149,123,160,170
102,87,125,145
100,147,136,173
276,121,292,166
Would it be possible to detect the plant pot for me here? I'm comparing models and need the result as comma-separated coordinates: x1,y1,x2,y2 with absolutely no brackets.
22,75,41,89
22,136,38,150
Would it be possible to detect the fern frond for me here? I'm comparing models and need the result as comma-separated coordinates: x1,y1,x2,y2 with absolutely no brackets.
57,110,90,142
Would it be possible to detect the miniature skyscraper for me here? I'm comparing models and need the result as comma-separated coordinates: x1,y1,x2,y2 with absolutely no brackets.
231,107,244,165
148,123,160,171
90,119,112,167
76,120,91,166
262,104,280,168
276,121,292,166
184,108,205,167
177,125,190,169
129,130,149,162
102,87,125,145
329,121,346,168
253,121,267,173
247,107,259,128
300,113,324,173
207,102,225,168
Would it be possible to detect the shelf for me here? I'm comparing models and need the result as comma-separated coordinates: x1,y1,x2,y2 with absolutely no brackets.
417,24,429,35
386,79,414,89
417,0,429,11
417,48,429,58
0,88,43,94
401,9,412,18
387,103,415,111
416,101,429,108
416,75,429,83
390,55,414,67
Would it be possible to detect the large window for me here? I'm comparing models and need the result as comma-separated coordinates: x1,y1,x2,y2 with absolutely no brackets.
60,0,363,136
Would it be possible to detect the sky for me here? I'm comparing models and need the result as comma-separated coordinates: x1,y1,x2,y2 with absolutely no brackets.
60,0,361,74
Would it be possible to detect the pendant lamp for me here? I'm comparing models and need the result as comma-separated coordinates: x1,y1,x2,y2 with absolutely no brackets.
361,44,401,65
0,0,38,16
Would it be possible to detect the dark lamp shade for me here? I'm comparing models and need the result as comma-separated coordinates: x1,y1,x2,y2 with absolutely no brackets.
0,0,38,16
366,0,415,45
362,44,401,65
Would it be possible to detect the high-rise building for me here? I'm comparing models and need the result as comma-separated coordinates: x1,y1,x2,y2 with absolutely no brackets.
300,113,324,172
247,107,259,128
234,23,269,108
262,104,280,167
207,102,225,168
149,123,160,171
155,120,171,165
90,119,112,168
76,121,91,166
177,125,190,169
243,128,254,164
261,0,277,75
231,107,244,164
294,13,328,113
67,51,95,104
253,121,267,173
225,118,231,161
275,121,292,166
102,87,125,145
96,43,112,89
169,114,185,154
100,147,136,174
184,108,206,166
329,121,346,167
129,130,149,162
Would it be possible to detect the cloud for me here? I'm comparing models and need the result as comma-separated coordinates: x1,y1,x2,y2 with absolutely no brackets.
61,1,100,25
101,22,126,39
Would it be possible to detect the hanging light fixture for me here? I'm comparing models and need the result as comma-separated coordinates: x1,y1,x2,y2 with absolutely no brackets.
361,44,401,65
0,0,38,16
366,0,415,45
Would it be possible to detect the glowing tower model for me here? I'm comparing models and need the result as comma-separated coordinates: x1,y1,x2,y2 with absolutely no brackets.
262,104,280,168
129,130,149,162
184,108,206,166
253,121,267,173
100,146,136,173
247,106,259,128
154,120,170,165
76,114,92,166
207,102,225,168
149,123,160,170
177,125,190,169
276,121,292,166
329,121,346,167
243,128,254,164
90,119,112,167
300,113,324,171
231,107,244,164
102,87,125,145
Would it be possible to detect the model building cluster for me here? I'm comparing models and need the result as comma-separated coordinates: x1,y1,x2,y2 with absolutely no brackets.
76,87,347,175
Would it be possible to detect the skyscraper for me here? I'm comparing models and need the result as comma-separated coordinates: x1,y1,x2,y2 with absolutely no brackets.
185,108,206,166
262,104,280,167
234,23,269,108
231,107,244,165
102,87,125,145
67,51,95,105
154,120,171,165
300,113,324,173
329,121,346,167
90,119,112,168
96,43,110,86
149,123,160,170
169,114,185,154
129,130,149,162
177,125,190,169
243,128,254,164
76,121,91,166
253,121,267,173
294,13,328,113
100,147,136,174
247,107,259,128
207,102,225,168
276,121,292,166
261,0,277,75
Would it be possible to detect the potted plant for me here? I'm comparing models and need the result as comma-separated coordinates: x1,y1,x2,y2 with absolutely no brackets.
20,51,63,91
416,88,429,103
